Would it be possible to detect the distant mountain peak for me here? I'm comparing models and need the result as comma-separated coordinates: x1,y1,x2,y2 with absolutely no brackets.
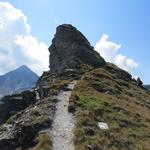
0,65,39,96
16,65,32,72
19,65,29,69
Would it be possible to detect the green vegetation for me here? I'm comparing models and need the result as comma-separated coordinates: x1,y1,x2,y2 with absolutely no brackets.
2,63,150,150
77,94,111,110
71,63,150,150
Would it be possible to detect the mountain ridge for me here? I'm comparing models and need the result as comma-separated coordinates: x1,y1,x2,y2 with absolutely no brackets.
0,24,149,150
144,84,150,91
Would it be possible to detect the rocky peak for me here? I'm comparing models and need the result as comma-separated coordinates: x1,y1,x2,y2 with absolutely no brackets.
49,24,105,74
53,24,90,46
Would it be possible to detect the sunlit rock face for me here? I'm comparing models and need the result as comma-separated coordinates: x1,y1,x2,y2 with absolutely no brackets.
49,24,105,74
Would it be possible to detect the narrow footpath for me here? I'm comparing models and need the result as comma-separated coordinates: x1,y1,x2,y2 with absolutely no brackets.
51,81,77,150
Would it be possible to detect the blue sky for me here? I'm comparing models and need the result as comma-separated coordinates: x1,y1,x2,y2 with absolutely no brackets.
0,0,149,83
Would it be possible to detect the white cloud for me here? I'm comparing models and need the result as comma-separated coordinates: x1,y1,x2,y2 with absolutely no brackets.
95,34,139,73
14,35,49,75
95,34,121,62
115,54,138,73
0,2,49,75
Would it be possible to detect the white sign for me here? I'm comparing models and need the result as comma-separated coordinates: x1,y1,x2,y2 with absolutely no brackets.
98,122,109,129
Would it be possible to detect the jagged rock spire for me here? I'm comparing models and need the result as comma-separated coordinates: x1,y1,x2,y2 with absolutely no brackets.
49,24,105,73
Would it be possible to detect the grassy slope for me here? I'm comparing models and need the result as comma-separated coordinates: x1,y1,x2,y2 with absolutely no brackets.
71,63,150,150
3,62,149,150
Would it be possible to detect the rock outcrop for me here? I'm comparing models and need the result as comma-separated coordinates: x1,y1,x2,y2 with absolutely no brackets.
0,24,149,150
49,24,105,74
0,91,36,124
